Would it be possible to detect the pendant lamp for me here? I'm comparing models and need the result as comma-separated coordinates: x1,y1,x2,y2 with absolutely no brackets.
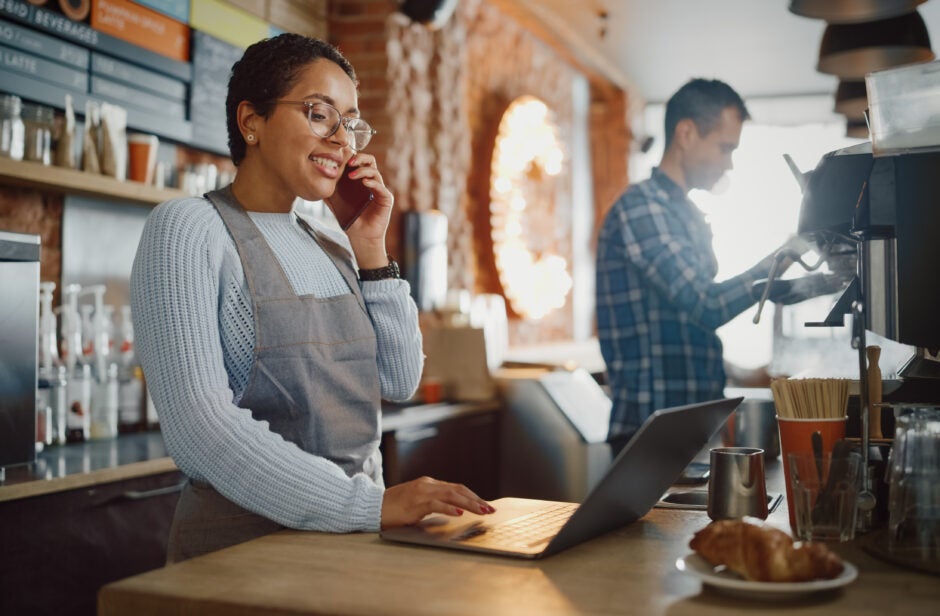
817,11,935,79
790,0,928,24
834,80,869,120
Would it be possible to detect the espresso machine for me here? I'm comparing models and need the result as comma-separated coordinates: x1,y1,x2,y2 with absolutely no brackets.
797,142,940,391
791,141,940,528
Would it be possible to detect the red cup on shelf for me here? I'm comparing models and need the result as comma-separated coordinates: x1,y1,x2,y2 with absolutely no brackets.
128,133,159,184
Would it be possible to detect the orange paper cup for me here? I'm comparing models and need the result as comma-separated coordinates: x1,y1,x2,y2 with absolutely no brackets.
777,416,847,532
128,133,159,184
422,377,443,404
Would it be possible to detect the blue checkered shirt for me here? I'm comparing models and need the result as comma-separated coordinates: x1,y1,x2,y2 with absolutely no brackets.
596,168,772,439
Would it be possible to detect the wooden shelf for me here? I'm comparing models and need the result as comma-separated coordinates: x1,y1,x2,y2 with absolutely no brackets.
0,157,187,206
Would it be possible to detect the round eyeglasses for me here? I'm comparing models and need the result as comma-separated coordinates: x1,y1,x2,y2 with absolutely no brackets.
274,100,376,151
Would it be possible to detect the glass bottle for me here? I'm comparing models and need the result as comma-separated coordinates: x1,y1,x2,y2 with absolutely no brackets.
0,94,25,160
66,363,92,443
117,306,146,433
22,103,54,165
59,283,90,443
89,362,119,439
118,365,146,433
37,282,68,445
40,366,68,445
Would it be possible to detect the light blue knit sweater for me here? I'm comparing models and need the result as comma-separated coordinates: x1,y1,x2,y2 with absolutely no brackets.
130,196,423,533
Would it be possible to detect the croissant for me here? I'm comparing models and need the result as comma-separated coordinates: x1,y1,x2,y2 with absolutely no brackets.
689,518,843,582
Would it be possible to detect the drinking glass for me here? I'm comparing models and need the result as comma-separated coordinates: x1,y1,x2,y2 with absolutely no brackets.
788,451,861,542
887,408,940,564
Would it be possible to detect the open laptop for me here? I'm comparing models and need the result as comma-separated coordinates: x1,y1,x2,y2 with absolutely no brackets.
380,397,742,559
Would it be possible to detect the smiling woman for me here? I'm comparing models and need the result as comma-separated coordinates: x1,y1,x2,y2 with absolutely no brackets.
129,33,494,565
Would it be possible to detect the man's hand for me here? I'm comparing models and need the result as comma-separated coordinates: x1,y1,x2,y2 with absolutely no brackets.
381,476,495,529
757,235,815,273
752,273,848,306
725,361,771,388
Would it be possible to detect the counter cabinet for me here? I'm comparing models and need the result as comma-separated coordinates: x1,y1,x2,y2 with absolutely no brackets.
382,404,501,500
0,468,184,616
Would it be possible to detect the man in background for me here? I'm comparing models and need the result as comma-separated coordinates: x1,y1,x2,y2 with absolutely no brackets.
596,78,809,453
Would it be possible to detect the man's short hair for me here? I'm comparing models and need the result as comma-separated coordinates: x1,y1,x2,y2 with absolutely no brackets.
663,79,750,149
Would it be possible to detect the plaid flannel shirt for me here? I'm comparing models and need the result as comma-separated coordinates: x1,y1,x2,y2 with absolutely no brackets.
596,168,772,439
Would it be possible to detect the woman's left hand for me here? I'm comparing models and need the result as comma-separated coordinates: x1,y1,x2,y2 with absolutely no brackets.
343,153,394,269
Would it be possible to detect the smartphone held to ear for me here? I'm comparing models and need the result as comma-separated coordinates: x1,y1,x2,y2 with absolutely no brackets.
327,166,374,230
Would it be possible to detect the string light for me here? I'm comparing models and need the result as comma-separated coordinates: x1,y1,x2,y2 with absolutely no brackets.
489,96,571,320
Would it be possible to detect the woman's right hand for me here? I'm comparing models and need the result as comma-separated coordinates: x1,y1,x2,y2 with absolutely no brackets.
381,476,495,529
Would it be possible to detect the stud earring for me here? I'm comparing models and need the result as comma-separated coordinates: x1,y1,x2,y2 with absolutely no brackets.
246,134,255,142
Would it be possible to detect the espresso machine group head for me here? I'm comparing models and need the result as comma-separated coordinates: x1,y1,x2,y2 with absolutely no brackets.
797,142,940,376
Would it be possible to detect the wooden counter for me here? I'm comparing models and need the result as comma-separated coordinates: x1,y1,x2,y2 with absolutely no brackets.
98,462,940,615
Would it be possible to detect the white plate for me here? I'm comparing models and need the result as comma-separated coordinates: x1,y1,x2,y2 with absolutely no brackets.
676,553,858,601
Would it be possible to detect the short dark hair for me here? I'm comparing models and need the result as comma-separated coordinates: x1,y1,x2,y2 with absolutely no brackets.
226,33,357,165
663,79,749,149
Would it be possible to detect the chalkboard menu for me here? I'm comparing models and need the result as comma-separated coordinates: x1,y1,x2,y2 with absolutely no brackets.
190,30,241,155
0,0,282,153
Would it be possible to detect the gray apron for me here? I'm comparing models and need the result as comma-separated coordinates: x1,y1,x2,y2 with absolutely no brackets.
166,186,382,563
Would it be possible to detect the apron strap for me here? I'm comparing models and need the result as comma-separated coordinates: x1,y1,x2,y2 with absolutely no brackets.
295,214,368,314
206,186,296,299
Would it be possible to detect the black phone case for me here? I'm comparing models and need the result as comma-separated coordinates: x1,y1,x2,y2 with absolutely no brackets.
328,167,374,230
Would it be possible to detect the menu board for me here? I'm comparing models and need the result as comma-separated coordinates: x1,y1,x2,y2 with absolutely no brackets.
0,0,292,154
0,0,191,81
133,0,191,24
0,0,194,144
90,0,190,63
0,19,89,69
91,52,186,100
0,42,88,91
190,30,242,155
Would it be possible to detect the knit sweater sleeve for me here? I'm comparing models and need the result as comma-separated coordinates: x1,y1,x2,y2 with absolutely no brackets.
361,279,423,401
130,199,383,532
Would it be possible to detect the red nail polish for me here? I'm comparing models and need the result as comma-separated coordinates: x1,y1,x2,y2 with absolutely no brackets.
455,509,463,515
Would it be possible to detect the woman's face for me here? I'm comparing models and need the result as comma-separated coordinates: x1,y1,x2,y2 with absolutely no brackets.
252,58,359,203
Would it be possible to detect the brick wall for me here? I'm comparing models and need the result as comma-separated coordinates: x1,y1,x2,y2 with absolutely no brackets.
0,0,631,344
329,0,631,344
0,189,63,284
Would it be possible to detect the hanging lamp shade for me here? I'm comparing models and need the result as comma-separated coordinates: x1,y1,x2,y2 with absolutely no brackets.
790,0,927,24
834,80,869,120
817,11,935,78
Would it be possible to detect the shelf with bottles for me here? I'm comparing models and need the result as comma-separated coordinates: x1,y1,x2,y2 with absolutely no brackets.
0,156,187,206
36,281,154,452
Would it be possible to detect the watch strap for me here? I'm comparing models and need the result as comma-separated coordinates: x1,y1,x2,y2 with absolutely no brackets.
358,258,400,281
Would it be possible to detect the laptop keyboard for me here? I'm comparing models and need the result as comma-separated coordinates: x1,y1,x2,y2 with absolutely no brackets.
458,502,579,548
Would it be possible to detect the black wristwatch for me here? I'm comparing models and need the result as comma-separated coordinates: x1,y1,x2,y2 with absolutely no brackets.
358,258,401,281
